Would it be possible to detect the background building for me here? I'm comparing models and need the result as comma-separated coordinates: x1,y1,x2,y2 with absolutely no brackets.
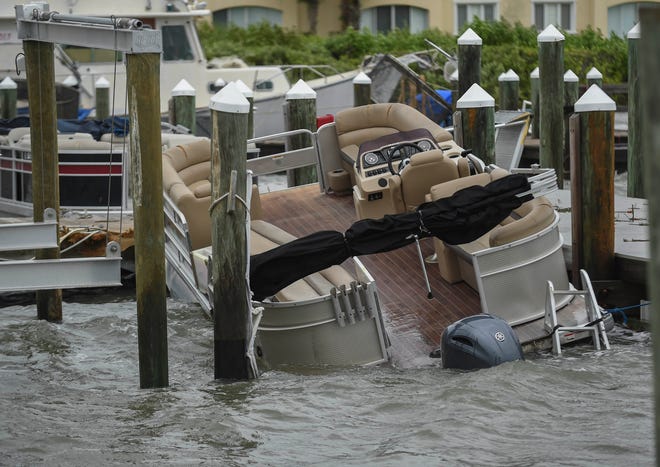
203,0,660,37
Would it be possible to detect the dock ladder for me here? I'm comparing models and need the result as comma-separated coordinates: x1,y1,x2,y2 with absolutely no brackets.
544,269,611,355
0,208,122,292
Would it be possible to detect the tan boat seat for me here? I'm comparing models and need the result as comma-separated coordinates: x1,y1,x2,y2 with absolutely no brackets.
334,103,453,176
164,139,355,302
250,220,355,303
428,169,555,286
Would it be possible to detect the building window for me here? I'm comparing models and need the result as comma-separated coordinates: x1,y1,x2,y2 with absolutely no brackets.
608,2,654,37
360,5,429,34
213,7,282,28
456,2,497,31
533,1,573,31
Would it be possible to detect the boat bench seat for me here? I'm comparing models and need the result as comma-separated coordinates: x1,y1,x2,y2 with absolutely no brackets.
250,219,356,303
428,169,555,288
334,103,454,177
163,139,355,303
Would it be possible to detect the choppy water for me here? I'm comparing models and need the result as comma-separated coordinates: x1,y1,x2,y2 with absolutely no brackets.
0,294,654,466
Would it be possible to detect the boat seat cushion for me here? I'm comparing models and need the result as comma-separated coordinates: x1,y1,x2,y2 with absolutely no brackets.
250,220,355,302
334,103,453,166
428,171,556,285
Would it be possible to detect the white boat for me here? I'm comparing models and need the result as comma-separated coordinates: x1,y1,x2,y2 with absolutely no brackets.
0,0,357,137
162,102,612,371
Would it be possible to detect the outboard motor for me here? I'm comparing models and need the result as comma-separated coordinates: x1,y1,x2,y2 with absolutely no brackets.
438,314,523,370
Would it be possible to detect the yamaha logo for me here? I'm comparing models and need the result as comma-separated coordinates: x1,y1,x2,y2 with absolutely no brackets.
494,331,505,342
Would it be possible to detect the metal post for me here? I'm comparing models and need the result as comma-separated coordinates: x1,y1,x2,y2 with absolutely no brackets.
171,78,196,134
353,71,372,107
457,28,482,101
24,39,62,322
209,82,253,380
285,79,317,186
627,23,643,198
538,24,565,187
573,85,616,280
456,83,495,165
126,52,169,389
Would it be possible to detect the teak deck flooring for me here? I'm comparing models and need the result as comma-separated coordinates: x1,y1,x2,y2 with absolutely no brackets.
258,183,484,366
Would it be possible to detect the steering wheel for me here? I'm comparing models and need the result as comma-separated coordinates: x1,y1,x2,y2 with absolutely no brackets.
385,142,423,175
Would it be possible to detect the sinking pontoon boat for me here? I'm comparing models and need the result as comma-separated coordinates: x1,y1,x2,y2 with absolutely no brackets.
162,102,611,370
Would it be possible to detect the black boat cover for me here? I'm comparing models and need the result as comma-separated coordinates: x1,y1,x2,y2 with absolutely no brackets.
250,174,532,300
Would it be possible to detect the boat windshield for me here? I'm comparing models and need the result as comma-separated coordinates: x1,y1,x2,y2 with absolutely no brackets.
162,24,194,61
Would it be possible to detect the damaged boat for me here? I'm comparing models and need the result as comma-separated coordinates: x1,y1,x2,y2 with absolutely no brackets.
162,102,612,370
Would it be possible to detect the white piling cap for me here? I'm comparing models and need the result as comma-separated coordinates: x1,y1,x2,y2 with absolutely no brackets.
574,84,616,112
530,67,539,79
172,78,195,96
94,76,110,88
586,67,603,80
627,22,640,39
450,69,459,82
458,28,482,45
0,76,17,89
214,77,226,88
499,69,519,82
538,24,565,42
564,70,579,82
62,75,78,86
209,81,250,113
234,79,254,98
456,83,494,109
353,71,372,85
286,79,316,100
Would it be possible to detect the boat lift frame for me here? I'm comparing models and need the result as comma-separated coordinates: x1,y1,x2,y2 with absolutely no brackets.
4,2,162,294
14,2,169,388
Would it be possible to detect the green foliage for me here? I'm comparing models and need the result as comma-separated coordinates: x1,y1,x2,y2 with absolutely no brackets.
197,20,628,102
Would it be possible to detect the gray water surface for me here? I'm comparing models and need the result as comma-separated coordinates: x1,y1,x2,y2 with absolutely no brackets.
0,297,653,466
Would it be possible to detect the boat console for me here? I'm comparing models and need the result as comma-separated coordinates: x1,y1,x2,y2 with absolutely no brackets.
352,128,468,220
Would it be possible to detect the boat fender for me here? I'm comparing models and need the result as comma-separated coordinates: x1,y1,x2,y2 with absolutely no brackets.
437,314,524,370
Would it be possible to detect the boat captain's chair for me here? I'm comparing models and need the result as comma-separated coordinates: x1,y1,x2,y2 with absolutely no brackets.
387,149,466,213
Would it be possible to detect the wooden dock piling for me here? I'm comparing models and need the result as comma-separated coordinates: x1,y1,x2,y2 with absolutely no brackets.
209,82,254,380
586,67,603,88
457,28,482,100
530,67,540,139
170,78,196,134
94,76,110,120
456,83,495,165
498,69,519,110
235,80,255,139
627,23,643,198
353,71,372,107
0,76,18,120
24,40,63,322
285,79,317,186
126,52,169,389
571,85,616,280
638,6,660,456
538,25,565,187
563,70,579,177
